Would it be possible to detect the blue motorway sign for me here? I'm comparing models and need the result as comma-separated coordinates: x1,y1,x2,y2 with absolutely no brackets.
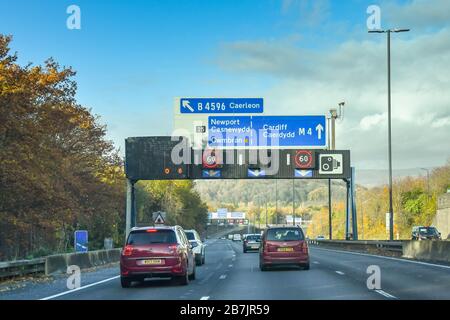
208,115,326,148
180,98,263,114
74,230,88,253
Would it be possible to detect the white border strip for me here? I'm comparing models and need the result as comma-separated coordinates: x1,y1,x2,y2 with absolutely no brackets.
39,275,120,300
375,289,397,299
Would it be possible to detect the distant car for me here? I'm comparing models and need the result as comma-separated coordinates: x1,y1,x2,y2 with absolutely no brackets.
220,236,226,240
412,226,441,240
120,226,196,288
232,234,242,241
184,229,206,265
243,234,261,253
316,235,325,240
259,226,309,271
228,234,234,240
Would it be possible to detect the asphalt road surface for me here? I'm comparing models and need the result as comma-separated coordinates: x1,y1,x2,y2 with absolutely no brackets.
1,239,449,300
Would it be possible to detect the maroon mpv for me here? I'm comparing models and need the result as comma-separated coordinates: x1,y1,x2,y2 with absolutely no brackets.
120,226,196,287
259,226,310,271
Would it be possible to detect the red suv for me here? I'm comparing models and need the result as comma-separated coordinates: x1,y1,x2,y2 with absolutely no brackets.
259,226,310,271
120,226,196,288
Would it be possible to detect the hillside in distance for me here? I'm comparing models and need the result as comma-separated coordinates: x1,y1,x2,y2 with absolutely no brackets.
194,179,348,209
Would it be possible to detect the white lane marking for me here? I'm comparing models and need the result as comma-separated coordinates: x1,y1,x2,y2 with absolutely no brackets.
312,247,450,270
200,296,210,300
219,274,227,280
375,289,397,299
39,275,120,300
335,271,345,275
228,264,233,268
313,261,320,264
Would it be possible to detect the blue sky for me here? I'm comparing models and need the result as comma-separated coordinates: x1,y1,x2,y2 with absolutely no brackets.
1,0,449,175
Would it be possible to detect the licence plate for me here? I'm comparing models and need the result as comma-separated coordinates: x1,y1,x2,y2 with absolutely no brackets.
277,247,293,252
142,259,163,265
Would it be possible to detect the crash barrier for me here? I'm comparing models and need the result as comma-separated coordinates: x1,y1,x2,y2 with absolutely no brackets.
0,258,46,281
0,248,121,280
307,239,403,254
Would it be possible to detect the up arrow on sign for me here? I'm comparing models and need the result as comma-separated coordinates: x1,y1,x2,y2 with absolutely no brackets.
316,123,324,140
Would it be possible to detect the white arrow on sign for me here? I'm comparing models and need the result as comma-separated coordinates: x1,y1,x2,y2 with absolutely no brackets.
182,100,194,112
315,123,324,140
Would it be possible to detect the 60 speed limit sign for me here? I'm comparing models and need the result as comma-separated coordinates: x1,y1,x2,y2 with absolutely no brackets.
294,150,315,169
202,149,221,169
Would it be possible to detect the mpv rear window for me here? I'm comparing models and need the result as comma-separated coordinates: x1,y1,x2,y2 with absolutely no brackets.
185,232,195,240
127,229,177,245
246,235,261,241
266,228,304,241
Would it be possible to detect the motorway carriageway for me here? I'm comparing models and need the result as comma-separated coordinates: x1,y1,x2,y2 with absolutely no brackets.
1,239,449,300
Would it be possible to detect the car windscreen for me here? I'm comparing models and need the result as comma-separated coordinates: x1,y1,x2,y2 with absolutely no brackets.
127,230,177,245
185,232,195,240
266,228,304,241
419,227,438,235
246,235,261,242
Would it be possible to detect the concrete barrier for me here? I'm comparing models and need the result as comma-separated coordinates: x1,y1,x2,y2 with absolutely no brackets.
308,239,404,256
45,249,121,275
402,241,450,263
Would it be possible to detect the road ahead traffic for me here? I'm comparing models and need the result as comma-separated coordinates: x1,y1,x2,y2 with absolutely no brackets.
1,238,449,300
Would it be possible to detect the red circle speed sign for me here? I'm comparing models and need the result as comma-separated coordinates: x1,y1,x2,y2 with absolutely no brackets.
202,149,221,169
294,150,313,168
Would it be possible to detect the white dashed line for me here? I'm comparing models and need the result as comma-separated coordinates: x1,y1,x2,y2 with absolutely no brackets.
375,289,397,299
39,275,120,300
219,274,227,280
313,261,320,264
228,264,233,268
335,271,345,275
200,296,210,300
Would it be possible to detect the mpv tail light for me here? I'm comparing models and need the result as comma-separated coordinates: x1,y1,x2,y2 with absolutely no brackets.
168,244,178,253
123,245,133,256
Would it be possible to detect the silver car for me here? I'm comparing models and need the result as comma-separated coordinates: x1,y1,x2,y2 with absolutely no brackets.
184,230,206,265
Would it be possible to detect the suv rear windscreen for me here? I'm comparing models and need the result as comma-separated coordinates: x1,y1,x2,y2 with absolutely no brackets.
266,228,304,241
419,227,438,235
185,232,195,241
246,235,261,242
127,229,177,245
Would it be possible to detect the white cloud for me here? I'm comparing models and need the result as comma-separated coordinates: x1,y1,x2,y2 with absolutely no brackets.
360,113,386,131
382,0,450,31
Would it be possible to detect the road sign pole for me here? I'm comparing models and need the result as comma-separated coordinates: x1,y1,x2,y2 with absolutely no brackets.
126,179,137,240
351,167,358,240
328,179,332,240
345,179,350,240
292,179,295,226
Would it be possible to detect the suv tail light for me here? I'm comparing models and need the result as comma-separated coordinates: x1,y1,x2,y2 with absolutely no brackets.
302,242,309,254
168,244,178,253
123,245,133,256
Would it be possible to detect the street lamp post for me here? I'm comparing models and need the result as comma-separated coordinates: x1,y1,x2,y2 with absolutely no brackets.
369,28,410,241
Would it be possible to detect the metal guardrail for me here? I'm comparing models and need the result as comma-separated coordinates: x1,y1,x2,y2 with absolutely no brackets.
307,239,404,253
0,258,46,281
